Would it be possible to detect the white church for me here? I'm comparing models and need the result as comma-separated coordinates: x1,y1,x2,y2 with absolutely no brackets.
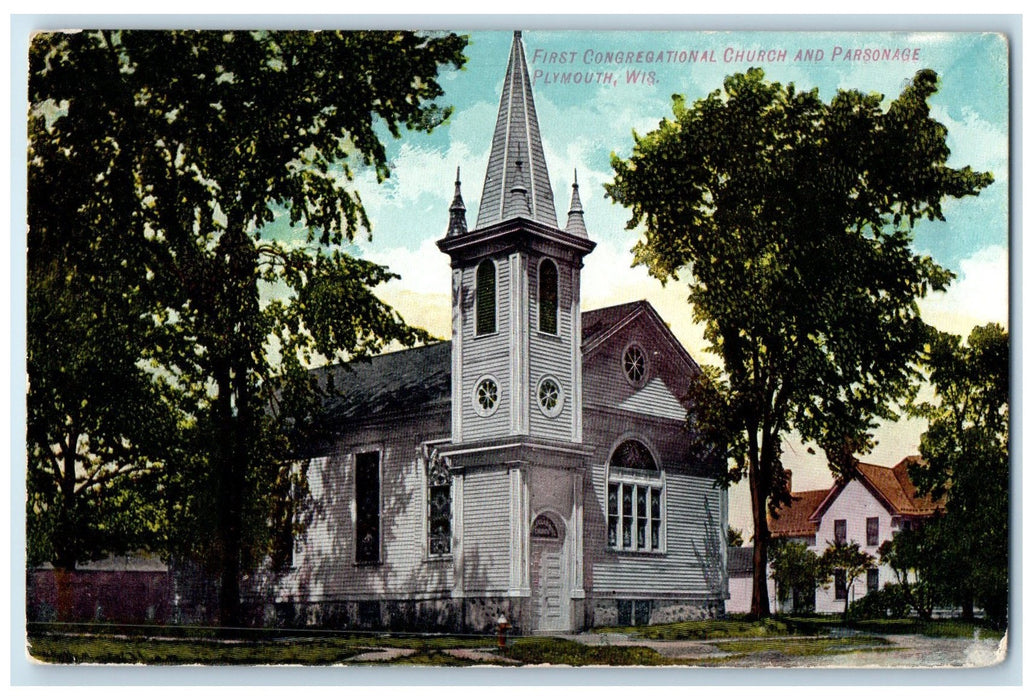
250,31,729,634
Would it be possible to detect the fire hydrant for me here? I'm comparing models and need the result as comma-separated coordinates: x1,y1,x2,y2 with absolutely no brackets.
496,614,510,650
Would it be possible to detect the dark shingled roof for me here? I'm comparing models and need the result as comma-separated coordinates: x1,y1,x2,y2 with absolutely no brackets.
313,341,451,422
581,300,649,348
312,301,690,425
727,546,754,577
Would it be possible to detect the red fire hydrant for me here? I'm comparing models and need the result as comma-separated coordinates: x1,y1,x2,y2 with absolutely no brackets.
496,614,510,650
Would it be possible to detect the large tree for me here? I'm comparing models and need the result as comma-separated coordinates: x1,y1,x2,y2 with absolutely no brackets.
607,68,992,617
28,30,467,624
902,323,1009,625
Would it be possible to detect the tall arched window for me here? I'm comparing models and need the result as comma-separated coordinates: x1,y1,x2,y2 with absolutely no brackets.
606,439,664,552
538,258,558,334
476,259,496,336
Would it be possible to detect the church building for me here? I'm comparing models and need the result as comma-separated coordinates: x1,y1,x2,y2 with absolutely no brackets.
253,32,728,633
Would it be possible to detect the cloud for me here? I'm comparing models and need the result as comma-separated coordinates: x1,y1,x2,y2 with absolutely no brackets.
920,244,1009,334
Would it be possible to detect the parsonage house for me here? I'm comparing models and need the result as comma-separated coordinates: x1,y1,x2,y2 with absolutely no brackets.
727,458,942,615
248,32,729,634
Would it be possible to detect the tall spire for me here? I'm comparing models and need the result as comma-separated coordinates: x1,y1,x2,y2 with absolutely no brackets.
447,166,468,237
564,169,588,237
475,31,558,229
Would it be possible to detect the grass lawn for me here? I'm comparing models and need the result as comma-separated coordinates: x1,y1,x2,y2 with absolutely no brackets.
595,616,792,641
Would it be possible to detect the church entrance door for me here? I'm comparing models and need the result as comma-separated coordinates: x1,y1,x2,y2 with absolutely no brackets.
530,513,569,632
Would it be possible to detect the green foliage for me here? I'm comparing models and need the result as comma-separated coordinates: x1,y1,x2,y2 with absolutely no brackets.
606,67,992,616
769,540,826,606
847,582,913,620
597,617,790,640
820,541,876,619
899,324,1009,626
727,526,744,547
28,30,467,622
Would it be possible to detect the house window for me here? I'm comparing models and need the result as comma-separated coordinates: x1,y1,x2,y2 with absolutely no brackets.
355,451,380,564
834,569,847,600
606,439,663,552
834,519,847,544
536,375,564,418
476,259,496,336
427,450,452,556
538,258,558,334
867,568,880,594
866,517,880,546
622,344,648,387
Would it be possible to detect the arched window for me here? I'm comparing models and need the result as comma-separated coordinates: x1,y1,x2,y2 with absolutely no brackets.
476,259,496,336
606,439,663,552
538,258,558,334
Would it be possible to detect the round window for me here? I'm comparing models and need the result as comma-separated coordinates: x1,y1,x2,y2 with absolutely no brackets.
536,376,564,418
472,376,500,417
622,344,648,386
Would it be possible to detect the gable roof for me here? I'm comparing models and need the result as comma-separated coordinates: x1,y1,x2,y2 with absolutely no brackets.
767,489,828,538
312,301,697,424
582,299,701,377
769,457,943,538
809,458,943,521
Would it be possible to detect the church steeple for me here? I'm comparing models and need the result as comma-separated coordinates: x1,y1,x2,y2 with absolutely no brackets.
564,169,588,238
447,166,468,237
475,31,558,229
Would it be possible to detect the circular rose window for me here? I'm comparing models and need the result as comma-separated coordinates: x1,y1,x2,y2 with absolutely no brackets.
536,376,564,418
472,376,500,417
622,344,648,387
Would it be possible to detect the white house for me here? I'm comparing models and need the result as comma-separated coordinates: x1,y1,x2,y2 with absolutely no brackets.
767,458,942,614
248,31,729,634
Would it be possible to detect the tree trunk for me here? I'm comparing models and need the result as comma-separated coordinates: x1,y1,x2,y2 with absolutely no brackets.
748,445,771,618
214,362,242,628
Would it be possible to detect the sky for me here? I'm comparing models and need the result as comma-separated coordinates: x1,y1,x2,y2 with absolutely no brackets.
261,29,1012,535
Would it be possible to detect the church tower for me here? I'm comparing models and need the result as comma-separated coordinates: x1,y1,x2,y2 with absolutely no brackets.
437,31,596,448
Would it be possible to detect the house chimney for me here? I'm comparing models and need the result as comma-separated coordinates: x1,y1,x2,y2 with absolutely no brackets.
785,469,793,494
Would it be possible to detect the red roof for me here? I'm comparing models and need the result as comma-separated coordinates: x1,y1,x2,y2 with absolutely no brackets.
769,457,943,538
768,489,828,538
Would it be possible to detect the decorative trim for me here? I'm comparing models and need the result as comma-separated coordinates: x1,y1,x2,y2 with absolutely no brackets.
451,269,463,443
535,375,565,418
508,251,528,434
571,265,582,443
472,374,501,417
621,342,649,388
451,472,465,597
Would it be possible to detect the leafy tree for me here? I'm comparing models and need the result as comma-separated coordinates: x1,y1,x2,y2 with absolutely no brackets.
904,323,1008,625
28,30,467,625
768,539,824,612
727,526,744,547
27,39,184,571
820,541,875,620
607,68,992,616
878,532,944,620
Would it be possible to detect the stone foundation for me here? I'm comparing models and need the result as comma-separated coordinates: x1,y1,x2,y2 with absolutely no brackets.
586,596,724,628
247,596,531,634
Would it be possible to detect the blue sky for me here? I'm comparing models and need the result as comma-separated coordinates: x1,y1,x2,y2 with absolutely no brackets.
266,30,1011,533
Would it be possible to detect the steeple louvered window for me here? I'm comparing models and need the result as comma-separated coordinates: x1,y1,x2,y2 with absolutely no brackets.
538,258,558,335
476,259,497,336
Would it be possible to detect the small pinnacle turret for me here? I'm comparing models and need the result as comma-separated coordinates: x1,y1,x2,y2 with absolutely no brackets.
447,166,468,237
565,169,588,237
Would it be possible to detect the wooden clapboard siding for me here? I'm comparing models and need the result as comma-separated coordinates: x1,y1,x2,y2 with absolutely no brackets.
528,254,575,441
461,257,512,442
276,413,454,602
585,466,725,596
461,468,511,591
616,378,687,422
